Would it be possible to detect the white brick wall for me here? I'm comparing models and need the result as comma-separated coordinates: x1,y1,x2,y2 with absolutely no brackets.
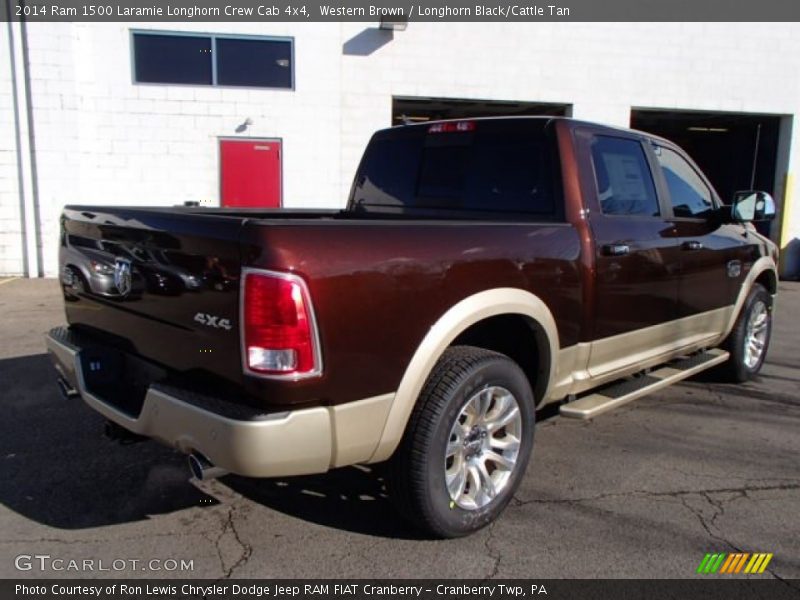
0,24,24,276
2,22,800,276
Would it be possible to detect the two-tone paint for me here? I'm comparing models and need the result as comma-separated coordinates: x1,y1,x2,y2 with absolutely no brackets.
52,117,778,475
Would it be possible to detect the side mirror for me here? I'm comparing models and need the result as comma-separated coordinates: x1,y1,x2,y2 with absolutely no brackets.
731,190,776,222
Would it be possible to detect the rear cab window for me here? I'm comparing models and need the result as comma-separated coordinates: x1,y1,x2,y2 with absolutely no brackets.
349,119,563,221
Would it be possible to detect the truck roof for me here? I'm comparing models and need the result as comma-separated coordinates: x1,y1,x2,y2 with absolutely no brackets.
388,115,676,148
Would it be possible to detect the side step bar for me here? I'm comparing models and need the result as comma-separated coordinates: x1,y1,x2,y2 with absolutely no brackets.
559,349,730,420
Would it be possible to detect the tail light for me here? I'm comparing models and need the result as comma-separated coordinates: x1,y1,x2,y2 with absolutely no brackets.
241,269,322,379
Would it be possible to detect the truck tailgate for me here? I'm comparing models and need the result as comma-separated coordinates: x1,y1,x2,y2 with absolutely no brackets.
59,206,246,389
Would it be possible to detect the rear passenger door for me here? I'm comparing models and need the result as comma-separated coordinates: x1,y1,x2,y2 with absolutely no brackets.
650,143,745,326
584,133,682,377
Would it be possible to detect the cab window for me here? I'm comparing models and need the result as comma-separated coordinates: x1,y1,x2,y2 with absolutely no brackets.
655,146,714,218
590,136,660,217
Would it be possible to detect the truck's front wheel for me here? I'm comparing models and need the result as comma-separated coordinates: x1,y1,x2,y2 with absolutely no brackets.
389,346,535,538
719,283,773,382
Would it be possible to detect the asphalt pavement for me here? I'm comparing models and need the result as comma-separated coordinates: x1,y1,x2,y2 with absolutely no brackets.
0,279,798,580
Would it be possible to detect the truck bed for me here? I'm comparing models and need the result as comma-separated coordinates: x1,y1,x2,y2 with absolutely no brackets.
59,205,583,413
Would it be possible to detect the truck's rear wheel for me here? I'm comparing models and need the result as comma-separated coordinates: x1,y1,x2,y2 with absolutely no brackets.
388,346,535,538
718,283,772,382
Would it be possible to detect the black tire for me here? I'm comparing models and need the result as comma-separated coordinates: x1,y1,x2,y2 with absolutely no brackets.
717,283,773,382
388,345,535,538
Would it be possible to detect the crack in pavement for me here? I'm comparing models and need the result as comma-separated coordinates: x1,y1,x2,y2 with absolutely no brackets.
481,520,501,581
663,465,799,486
201,502,253,580
679,492,799,590
219,504,253,579
510,482,800,508
188,479,253,580
511,482,800,583
511,482,799,586
202,518,227,578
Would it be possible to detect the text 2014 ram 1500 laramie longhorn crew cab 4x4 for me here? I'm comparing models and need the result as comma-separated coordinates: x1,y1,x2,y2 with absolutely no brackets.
47,117,778,537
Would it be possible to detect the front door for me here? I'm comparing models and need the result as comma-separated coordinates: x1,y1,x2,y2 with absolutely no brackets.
649,143,746,332
220,139,282,208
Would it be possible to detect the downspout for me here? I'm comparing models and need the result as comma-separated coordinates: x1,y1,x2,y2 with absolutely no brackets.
19,16,44,277
6,5,42,277
5,6,29,276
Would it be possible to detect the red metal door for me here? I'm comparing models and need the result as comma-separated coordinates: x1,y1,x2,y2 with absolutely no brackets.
220,139,282,208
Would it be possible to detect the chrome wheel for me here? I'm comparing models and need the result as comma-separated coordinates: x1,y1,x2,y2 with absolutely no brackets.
744,300,769,369
444,386,523,510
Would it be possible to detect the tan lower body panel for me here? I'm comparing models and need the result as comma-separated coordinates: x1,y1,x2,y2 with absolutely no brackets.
548,307,733,403
45,328,393,478
559,348,730,419
586,308,732,379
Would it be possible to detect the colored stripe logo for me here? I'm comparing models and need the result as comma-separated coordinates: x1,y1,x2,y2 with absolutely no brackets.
696,552,773,574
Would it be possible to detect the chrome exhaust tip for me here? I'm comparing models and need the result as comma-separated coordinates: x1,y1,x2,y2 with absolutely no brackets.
188,452,227,481
57,377,80,400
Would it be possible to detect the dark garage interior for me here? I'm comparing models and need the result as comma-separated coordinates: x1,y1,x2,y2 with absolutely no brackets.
630,109,781,208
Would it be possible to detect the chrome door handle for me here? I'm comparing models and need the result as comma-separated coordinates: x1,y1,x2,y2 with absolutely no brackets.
602,244,630,256
682,240,704,251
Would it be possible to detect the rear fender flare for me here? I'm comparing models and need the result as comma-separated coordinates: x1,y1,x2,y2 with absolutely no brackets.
368,288,559,463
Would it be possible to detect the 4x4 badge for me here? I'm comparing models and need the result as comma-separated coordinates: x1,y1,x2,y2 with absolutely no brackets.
194,312,232,331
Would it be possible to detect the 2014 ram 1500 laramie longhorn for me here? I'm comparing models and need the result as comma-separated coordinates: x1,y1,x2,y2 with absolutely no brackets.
46,117,778,537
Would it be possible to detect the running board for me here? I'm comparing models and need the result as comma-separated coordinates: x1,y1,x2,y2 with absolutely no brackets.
559,349,730,420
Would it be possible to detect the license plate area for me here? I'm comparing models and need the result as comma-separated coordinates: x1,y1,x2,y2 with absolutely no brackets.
79,348,166,418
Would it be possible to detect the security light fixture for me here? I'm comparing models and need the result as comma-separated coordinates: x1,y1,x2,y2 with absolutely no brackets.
379,15,408,31
235,117,253,133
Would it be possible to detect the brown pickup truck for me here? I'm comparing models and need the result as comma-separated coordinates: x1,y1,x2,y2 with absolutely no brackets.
46,117,778,537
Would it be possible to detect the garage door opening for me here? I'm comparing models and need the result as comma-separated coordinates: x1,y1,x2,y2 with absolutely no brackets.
631,109,782,207
393,96,571,126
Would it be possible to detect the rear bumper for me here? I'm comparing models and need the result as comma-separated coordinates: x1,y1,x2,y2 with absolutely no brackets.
45,327,393,478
